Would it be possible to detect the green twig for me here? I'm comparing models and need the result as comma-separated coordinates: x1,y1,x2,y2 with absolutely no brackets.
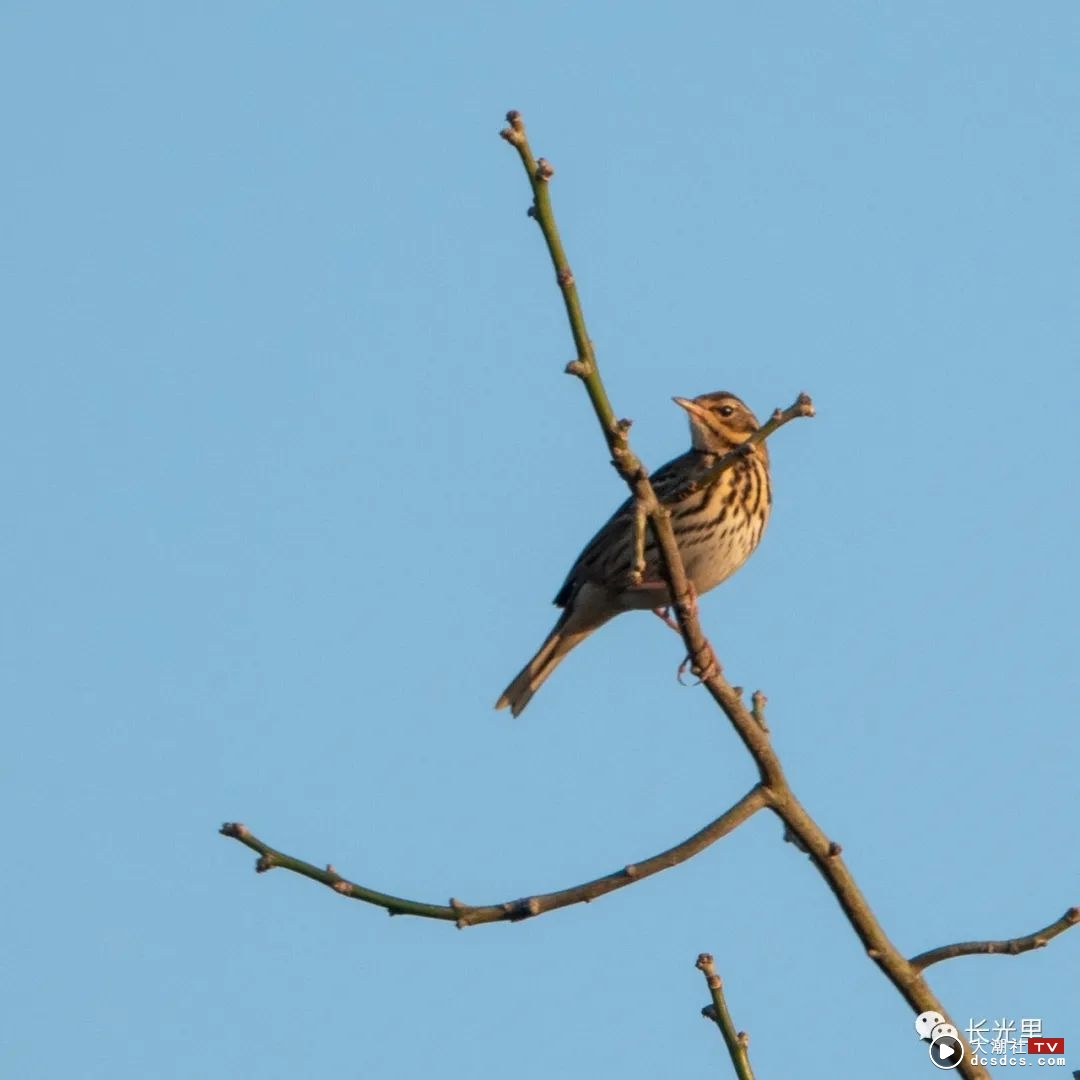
696,953,756,1080
500,110,617,441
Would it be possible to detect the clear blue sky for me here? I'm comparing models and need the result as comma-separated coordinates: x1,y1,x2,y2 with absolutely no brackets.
4,4,1077,1078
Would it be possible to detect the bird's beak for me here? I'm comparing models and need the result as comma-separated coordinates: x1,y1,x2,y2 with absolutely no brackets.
673,396,707,420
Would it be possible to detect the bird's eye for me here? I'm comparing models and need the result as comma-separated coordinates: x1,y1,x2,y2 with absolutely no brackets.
719,405,735,418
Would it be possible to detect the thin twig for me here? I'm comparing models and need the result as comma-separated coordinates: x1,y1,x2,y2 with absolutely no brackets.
629,500,647,585
910,907,1080,971
221,787,767,928
697,953,756,1080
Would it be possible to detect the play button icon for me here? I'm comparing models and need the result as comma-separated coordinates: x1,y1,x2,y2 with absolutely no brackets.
929,1034,964,1070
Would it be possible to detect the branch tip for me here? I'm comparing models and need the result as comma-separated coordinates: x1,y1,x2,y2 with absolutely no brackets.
500,111,526,146
910,904,1080,971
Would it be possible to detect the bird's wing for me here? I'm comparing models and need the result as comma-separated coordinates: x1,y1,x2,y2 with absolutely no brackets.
552,451,708,607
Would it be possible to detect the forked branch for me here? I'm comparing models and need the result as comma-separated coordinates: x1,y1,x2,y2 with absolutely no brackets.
217,110,1078,1080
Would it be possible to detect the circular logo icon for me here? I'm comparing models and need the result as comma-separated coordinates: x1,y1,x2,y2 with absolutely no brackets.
915,1011,946,1040
929,1034,964,1070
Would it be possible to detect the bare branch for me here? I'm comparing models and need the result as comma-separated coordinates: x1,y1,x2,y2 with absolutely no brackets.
497,110,1006,1080
910,906,1080,972
218,111,1074,1080
221,787,767,928
697,953,756,1080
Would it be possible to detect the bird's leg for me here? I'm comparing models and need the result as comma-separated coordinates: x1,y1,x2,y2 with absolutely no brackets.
653,581,719,684
652,579,700,634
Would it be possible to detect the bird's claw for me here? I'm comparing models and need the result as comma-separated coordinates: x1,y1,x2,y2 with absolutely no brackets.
676,646,720,686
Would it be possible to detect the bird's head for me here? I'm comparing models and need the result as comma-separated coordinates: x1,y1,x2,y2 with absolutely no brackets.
673,391,764,457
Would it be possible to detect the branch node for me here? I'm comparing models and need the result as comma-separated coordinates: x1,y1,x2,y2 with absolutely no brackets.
503,896,541,921
565,358,591,378
255,854,275,873
556,266,574,287
535,157,555,182
526,204,538,219
331,880,351,895
751,690,770,733
827,841,843,857
624,863,640,879
782,825,811,854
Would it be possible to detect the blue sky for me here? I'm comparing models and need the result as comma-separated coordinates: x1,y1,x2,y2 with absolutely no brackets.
4,4,1078,1078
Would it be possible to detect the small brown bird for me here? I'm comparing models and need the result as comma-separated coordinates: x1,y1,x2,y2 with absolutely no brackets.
496,391,771,716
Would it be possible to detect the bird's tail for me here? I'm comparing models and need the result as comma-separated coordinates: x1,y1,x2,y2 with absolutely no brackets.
495,612,598,718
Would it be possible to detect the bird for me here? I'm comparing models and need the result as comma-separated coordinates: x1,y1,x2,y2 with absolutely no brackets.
495,391,771,716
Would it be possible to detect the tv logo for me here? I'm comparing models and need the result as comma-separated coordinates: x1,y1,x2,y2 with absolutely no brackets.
1027,1038,1064,1055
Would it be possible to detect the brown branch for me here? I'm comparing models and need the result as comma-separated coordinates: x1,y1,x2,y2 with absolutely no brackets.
221,787,767,928
697,953,756,1080
910,906,1080,971
217,110,1075,1080
497,109,1014,1080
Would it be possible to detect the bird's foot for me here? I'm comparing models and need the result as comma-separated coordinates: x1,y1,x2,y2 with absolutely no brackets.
677,644,721,686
